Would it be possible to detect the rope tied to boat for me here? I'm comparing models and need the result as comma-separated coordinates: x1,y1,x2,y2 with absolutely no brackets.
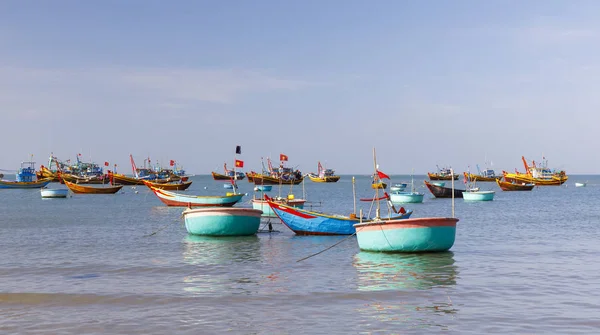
143,213,185,237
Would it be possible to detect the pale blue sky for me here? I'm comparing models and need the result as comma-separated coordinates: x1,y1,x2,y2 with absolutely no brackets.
1,1,598,174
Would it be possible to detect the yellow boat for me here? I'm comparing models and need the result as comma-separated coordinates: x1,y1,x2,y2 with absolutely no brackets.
464,172,501,182
503,156,568,186
307,162,340,183
371,182,387,189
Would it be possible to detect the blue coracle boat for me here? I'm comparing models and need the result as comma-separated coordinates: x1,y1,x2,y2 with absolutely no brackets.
267,199,413,235
182,207,263,236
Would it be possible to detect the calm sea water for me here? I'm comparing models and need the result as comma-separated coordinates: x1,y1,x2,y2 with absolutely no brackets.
2,175,600,334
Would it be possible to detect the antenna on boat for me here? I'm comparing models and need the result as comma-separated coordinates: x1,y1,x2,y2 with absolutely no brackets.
451,168,455,218
352,176,357,217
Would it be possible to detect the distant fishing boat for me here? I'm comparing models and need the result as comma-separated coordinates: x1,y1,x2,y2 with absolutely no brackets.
390,172,424,204
462,171,495,201
252,194,306,217
63,179,123,194
142,180,193,191
575,182,586,187
354,149,459,253
253,185,272,192
389,183,407,192
0,161,52,189
182,207,263,236
147,185,244,207
496,178,535,191
424,180,464,198
40,188,69,198
428,166,459,180
503,156,568,186
211,162,245,180
307,162,340,183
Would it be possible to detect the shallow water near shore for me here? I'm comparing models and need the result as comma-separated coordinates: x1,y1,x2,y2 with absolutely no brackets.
2,174,600,334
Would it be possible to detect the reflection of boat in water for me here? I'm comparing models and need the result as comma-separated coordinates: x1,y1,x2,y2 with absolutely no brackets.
353,251,457,291
181,234,262,295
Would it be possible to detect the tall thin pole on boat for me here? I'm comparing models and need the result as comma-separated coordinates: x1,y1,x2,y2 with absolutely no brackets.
373,147,380,220
352,176,357,216
451,168,455,218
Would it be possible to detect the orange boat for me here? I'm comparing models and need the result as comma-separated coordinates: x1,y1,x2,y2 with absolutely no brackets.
503,156,567,186
496,178,535,191
142,180,193,191
63,179,123,194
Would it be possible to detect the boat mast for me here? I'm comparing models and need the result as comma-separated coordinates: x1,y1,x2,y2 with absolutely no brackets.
373,147,380,220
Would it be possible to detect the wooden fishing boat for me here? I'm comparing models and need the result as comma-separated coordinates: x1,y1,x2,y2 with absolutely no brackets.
354,149,459,253
390,173,423,203
40,188,69,198
464,172,501,182
428,166,459,180
211,162,245,181
182,207,263,236
246,171,256,183
147,185,244,207
267,198,413,235
307,162,340,183
252,174,304,185
495,179,535,191
142,180,192,191
424,180,464,198
502,156,568,186
63,179,123,194
108,172,146,185
37,165,60,182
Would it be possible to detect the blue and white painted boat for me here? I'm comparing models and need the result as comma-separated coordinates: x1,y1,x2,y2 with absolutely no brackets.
268,200,413,235
390,191,424,204
253,185,273,192
182,207,263,236
389,183,407,192
462,190,495,201
354,217,459,252
40,188,69,198
0,161,52,189
252,195,305,217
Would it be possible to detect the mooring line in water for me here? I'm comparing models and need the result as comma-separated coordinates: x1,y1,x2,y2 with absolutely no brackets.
295,232,357,263
144,214,184,237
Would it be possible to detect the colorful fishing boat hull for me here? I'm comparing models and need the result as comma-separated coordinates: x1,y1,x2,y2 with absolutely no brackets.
252,197,305,217
424,181,464,198
0,178,52,189
182,207,263,236
40,188,69,198
354,218,459,252
307,174,341,183
252,174,304,185
63,180,123,194
269,200,412,235
148,186,244,207
427,172,459,180
142,180,192,191
496,179,534,191
108,172,147,185
464,172,500,182
462,190,495,201
390,192,424,203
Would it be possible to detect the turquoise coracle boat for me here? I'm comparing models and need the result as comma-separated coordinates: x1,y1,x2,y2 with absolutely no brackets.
182,207,263,236
354,217,459,252
462,190,495,201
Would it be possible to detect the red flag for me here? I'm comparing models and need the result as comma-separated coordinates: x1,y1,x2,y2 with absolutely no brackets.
170,160,175,166
463,174,468,184
235,159,244,168
280,153,288,161
78,153,82,156
377,170,390,180
104,161,109,167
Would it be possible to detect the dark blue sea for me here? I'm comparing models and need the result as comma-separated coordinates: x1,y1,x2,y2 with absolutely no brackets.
2,175,600,334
